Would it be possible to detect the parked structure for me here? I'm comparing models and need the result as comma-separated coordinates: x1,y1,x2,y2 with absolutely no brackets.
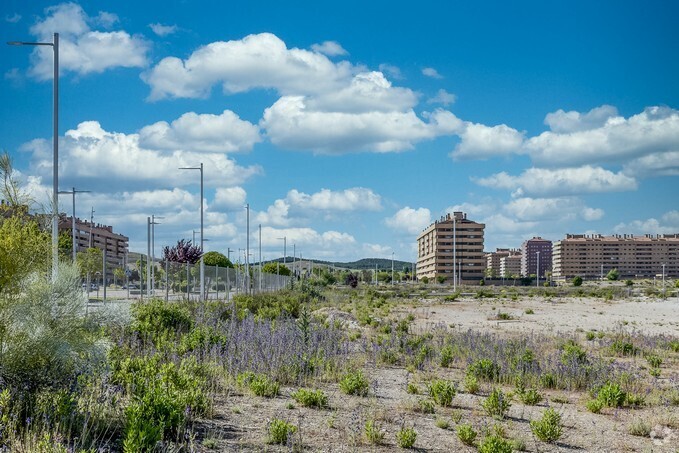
521,237,552,278
552,233,679,280
58,215,129,281
500,253,522,278
416,212,485,283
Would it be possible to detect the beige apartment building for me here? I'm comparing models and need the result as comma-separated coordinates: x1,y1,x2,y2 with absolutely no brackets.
500,253,522,278
59,215,129,281
417,212,485,283
485,248,520,278
552,233,679,280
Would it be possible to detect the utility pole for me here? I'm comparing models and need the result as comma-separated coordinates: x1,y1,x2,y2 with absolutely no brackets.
146,217,151,297
536,251,541,287
391,252,395,285
453,217,457,291
89,207,95,248
150,215,162,295
245,203,250,294
58,187,90,262
258,224,262,293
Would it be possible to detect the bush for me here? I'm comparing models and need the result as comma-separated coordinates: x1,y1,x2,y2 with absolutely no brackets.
517,387,542,405
530,408,563,442
463,374,480,394
646,354,662,368
268,418,297,444
478,434,513,453
586,399,603,413
572,276,583,287
339,370,369,396
439,345,453,367
292,388,328,408
610,339,638,356
428,379,456,406
606,268,619,281
481,388,511,419
420,276,429,284
597,382,626,408
628,419,651,437
248,374,280,398
456,423,477,446
468,359,500,381
365,420,385,445
131,298,193,340
417,398,435,414
561,340,588,364
396,427,417,448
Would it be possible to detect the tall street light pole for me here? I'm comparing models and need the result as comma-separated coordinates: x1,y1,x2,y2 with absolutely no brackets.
258,224,262,293
180,163,204,299
150,215,162,295
58,187,90,262
278,237,287,267
391,252,395,286
536,251,541,288
9,33,59,278
245,203,250,294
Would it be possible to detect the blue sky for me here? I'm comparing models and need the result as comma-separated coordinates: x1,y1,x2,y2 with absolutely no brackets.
2,0,678,262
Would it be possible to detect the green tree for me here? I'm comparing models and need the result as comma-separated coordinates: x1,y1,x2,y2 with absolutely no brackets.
0,216,50,295
572,276,583,287
77,248,102,292
262,262,291,276
203,251,233,268
58,230,72,262
606,268,619,281
113,267,126,286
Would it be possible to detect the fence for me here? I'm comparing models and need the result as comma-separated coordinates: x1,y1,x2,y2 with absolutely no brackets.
126,261,293,301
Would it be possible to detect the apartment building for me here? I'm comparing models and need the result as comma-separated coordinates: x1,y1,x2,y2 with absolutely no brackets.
521,237,552,278
485,248,520,278
553,234,679,280
500,253,522,278
58,215,129,281
416,212,485,283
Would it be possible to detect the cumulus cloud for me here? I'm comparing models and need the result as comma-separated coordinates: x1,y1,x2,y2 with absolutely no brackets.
362,243,392,256
259,226,356,252
427,89,456,106
445,202,497,218
474,166,637,196
525,106,679,167
23,121,261,191
544,105,619,133
149,23,177,36
581,207,605,221
613,210,679,235
27,3,149,80
138,110,261,153
385,207,431,235
378,63,403,80
504,197,603,222
212,187,247,210
482,214,537,234
310,40,348,56
143,32,359,100
452,122,524,160
422,67,443,79
622,150,679,177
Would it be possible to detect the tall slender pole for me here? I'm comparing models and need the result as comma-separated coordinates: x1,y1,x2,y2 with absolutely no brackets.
71,190,75,261
293,243,296,277
258,224,262,293
391,252,394,285
536,251,540,287
245,203,250,294
146,217,151,297
151,214,155,295
199,163,204,300
453,217,457,291
90,207,95,247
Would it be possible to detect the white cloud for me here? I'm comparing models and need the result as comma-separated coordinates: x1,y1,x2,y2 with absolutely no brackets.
5,13,21,23
385,207,431,235
445,202,496,218
262,95,461,154
482,214,537,234
310,40,348,56
93,11,119,28
138,110,261,153
581,207,604,221
427,89,456,106
149,23,178,36
544,105,619,133
23,121,261,191
422,67,443,79
212,187,247,210
362,243,392,257
378,63,403,80
256,199,291,227
28,3,149,80
613,210,679,235
525,106,679,167
622,150,679,177
143,32,359,100
452,122,524,160
259,226,355,250
474,166,637,196
504,197,603,222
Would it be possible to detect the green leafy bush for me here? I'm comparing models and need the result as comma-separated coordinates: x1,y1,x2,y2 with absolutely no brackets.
572,276,583,286
481,388,511,419
131,299,192,340
596,382,626,407
517,387,542,405
428,379,456,406
268,418,297,445
646,354,662,368
396,427,417,448
467,359,500,381
439,345,453,367
292,388,328,408
456,423,477,446
365,419,385,444
463,374,480,394
530,408,563,442
478,434,513,453
610,339,638,356
586,399,603,413
560,340,588,364
339,370,369,396
238,373,279,397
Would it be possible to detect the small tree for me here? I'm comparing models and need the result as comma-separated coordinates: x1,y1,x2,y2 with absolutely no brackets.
436,275,446,284
203,251,233,268
572,276,583,287
162,239,202,264
606,268,619,281
345,272,359,288
262,262,291,276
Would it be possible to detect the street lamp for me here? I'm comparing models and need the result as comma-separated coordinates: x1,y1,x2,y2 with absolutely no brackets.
391,252,395,286
277,236,287,266
179,163,204,299
245,203,250,294
58,187,90,262
150,215,163,296
9,33,59,278
536,251,540,287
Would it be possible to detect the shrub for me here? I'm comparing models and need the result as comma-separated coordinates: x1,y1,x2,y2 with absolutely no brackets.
530,408,563,442
610,339,638,356
248,374,280,398
560,340,588,364
435,417,450,429
421,277,429,284
517,387,542,405
482,388,511,419
628,419,651,437
463,374,480,394
467,359,500,381
436,276,446,284
292,388,328,408
478,434,512,453
606,268,619,281
524,308,534,315
396,427,417,448
365,420,385,444
406,382,420,394
268,418,297,444
597,382,626,408
428,379,456,407
456,423,477,446
417,398,435,414
646,355,662,368
339,370,369,396
572,276,583,287
439,345,453,367
496,311,512,320
131,298,193,340
586,399,603,413
585,331,596,341
625,279,634,287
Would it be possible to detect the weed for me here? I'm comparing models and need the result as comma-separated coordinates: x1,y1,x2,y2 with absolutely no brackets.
478,434,513,453
482,388,511,419
406,382,420,395
292,388,328,408
597,382,626,407
435,417,450,429
610,339,638,356
628,419,651,437
496,312,513,320
268,418,297,445
551,396,569,404
646,355,662,368
586,331,596,341
365,419,385,445
587,399,603,413
524,308,534,315
396,427,417,448
530,408,563,442
428,379,456,407
339,370,369,396
417,398,436,414
456,423,477,446
248,374,280,398
451,409,463,423
517,387,543,405
468,359,500,381
439,344,454,367
463,374,480,394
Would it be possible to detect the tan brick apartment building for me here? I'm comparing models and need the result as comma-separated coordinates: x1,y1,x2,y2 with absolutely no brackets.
552,234,679,280
485,248,520,278
58,215,129,281
500,253,522,278
416,212,485,283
